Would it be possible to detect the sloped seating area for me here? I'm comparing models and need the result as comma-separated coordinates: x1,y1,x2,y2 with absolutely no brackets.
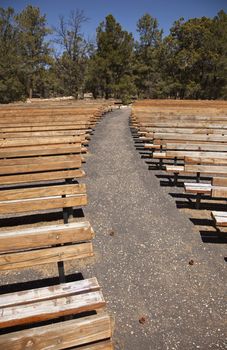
0,100,114,349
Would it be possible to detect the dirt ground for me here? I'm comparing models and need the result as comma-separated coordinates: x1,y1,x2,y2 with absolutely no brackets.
81,108,226,350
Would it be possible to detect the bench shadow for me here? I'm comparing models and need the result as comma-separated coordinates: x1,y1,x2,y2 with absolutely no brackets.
0,208,85,228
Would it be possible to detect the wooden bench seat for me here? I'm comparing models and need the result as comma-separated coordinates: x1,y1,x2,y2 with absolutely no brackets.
184,182,212,195
0,144,86,159
0,220,93,271
0,278,113,350
0,154,83,186
211,211,227,227
0,183,87,215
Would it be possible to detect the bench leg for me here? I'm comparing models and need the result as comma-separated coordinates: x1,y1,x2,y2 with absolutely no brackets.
196,172,200,183
173,172,178,186
196,193,202,209
58,261,66,283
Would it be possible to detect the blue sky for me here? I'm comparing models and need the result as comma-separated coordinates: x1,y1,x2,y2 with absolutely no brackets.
2,0,227,40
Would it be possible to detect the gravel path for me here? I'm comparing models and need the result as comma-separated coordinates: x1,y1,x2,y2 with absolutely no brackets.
78,108,226,350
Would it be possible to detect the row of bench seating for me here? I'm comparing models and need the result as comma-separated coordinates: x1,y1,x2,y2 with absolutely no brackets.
0,101,115,349
131,99,227,236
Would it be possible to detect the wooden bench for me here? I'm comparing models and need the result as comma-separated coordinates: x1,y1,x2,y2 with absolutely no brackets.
0,182,114,349
0,219,114,349
0,154,84,186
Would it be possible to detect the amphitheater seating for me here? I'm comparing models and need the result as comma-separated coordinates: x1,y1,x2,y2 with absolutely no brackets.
0,100,114,349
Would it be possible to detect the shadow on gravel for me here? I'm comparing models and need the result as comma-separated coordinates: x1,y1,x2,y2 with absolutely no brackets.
199,230,227,244
0,208,85,228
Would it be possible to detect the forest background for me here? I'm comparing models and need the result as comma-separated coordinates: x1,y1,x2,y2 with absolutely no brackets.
0,5,227,103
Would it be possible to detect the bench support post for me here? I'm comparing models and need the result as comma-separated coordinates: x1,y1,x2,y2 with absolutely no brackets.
196,193,202,209
173,172,178,186
58,261,66,283
196,172,200,183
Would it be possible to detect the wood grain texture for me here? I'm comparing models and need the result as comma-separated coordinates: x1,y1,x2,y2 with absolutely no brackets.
0,159,82,175
0,220,93,253
0,277,99,308
0,290,105,328
0,169,85,185
0,194,87,214
0,242,93,270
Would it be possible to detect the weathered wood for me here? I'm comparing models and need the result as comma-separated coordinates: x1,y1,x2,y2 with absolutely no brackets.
0,291,105,328
0,135,84,147
185,156,227,165
0,313,112,350
0,183,86,201
184,164,227,175
0,154,81,167
184,183,212,194
154,133,227,142
0,221,93,253
212,187,227,198
0,194,87,214
0,158,82,175
0,277,99,308
212,177,227,186
0,169,85,185
211,211,227,227
0,242,93,271
0,144,84,158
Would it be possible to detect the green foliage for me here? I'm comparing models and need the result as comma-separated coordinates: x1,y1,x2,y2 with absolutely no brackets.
0,7,25,103
15,5,51,98
86,14,136,102
134,14,163,98
0,5,226,103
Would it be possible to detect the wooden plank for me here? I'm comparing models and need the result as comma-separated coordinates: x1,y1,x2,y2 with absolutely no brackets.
0,194,87,214
185,156,227,165
154,133,227,142
0,159,82,175
0,221,93,253
165,165,184,173
212,177,227,186
0,136,83,147
212,187,227,198
166,143,227,152
167,151,227,158
0,278,99,308
184,183,211,194
0,154,81,167
0,144,83,158
0,242,93,271
0,125,89,132
0,169,85,185
0,312,112,350
0,290,105,328
0,184,86,201
211,211,227,227
184,164,227,175
0,130,87,138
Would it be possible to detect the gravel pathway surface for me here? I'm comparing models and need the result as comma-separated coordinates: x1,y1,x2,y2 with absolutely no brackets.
76,107,226,350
